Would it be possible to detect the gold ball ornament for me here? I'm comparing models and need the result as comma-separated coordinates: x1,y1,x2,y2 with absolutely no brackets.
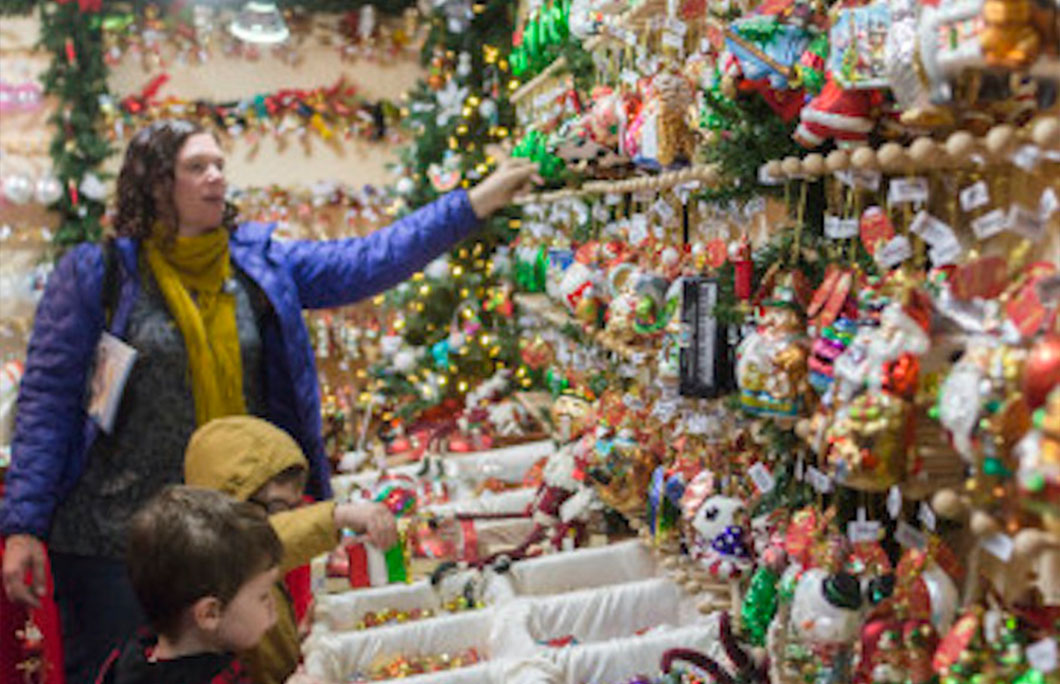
1032,117,1059,149
970,510,1001,537
765,160,783,180
985,124,1017,159
684,580,702,594
908,138,938,168
802,153,826,177
781,156,802,177
932,489,968,519
877,142,907,173
826,149,850,172
945,131,976,161
662,556,680,570
851,146,878,170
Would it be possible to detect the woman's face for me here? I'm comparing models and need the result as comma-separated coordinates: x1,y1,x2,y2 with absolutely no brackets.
170,132,227,236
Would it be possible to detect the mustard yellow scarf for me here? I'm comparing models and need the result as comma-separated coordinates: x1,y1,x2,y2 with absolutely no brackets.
143,224,245,426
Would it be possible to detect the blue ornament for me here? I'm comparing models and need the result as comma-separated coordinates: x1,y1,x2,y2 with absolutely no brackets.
431,339,450,370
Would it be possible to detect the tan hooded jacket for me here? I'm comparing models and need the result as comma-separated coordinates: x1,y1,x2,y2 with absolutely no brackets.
185,416,339,684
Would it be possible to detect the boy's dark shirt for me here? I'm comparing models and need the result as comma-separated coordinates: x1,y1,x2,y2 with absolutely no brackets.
94,630,252,684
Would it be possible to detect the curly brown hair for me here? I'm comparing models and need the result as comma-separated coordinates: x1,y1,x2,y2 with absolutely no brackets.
114,119,238,242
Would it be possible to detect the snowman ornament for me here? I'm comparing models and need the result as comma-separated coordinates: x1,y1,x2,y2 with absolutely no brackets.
790,568,865,684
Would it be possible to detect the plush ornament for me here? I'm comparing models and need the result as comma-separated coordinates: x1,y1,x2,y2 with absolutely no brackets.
429,561,487,611
978,0,1042,67
724,17,812,90
649,71,696,169
631,274,674,336
557,261,600,317
551,391,595,443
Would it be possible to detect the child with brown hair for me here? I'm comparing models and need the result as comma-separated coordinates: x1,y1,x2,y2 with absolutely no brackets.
183,415,398,684
96,485,283,684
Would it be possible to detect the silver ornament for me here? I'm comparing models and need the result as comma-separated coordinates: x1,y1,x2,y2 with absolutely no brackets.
2,173,34,205
34,174,63,205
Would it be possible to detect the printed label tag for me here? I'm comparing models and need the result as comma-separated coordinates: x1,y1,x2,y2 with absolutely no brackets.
1027,638,1058,673
887,486,902,519
930,239,962,267
895,520,927,549
1010,144,1040,172
748,463,776,494
918,502,937,531
848,520,881,543
662,30,684,51
1008,204,1046,242
654,198,676,223
795,454,805,481
888,177,929,205
629,213,650,245
980,532,1014,562
876,235,913,269
910,211,958,248
825,214,859,239
665,17,688,35
605,193,622,206
1040,187,1058,220
836,169,881,191
621,69,640,87
806,466,833,493
959,181,990,212
972,208,1007,240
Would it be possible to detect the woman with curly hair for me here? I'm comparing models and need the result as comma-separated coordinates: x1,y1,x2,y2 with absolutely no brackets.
0,119,536,683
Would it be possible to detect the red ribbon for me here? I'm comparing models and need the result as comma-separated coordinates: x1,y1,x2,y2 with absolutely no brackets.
121,74,170,115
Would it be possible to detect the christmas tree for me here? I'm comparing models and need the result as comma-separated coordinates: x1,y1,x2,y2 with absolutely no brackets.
369,0,525,424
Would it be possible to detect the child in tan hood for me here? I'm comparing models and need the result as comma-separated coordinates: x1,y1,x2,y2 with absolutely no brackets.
184,416,396,684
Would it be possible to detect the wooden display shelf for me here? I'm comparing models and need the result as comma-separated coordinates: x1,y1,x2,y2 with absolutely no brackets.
510,56,568,105
514,163,720,205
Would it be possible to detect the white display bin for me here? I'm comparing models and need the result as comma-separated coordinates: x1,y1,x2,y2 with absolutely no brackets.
508,540,658,596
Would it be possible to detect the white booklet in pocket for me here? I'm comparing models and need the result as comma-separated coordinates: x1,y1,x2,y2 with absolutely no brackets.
87,332,137,434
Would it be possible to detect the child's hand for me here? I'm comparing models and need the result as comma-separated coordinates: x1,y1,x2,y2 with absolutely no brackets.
335,502,399,549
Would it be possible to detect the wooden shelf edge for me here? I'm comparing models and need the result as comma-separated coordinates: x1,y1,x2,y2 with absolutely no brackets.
511,56,569,105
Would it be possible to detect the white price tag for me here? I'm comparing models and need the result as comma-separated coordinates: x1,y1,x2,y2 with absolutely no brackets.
848,520,881,543
918,502,937,531
1008,204,1046,242
1040,187,1058,220
1010,144,1040,172
876,235,913,269
972,208,1007,240
1027,638,1058,673
795,455,805,481
686,414,710,435
825,214,859,239
980,532,1014,562
909,211,957,248
806,466,833,493
621,69,640,87
605,193,622,206
652,399,678,422
665,17,688,35
662,30,684,51
887,485,902,519
888,177,929,205
895,520,927,549
835,169,881,191
653,198,676,224
630,351,647,366
748,462,776,494
629,213,649,245
652,222,665,239
959,181,990,212
930,239,962,266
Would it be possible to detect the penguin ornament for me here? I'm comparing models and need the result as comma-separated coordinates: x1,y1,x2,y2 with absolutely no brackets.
790,569,865,684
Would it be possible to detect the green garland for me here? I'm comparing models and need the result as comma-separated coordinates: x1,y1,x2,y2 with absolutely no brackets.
39,1,112,248
0,0,34,14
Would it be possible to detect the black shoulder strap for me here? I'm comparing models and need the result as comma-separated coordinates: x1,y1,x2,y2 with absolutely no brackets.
101,238,121,328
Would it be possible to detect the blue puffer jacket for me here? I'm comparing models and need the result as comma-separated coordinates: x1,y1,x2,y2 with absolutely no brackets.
0,190,480,540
